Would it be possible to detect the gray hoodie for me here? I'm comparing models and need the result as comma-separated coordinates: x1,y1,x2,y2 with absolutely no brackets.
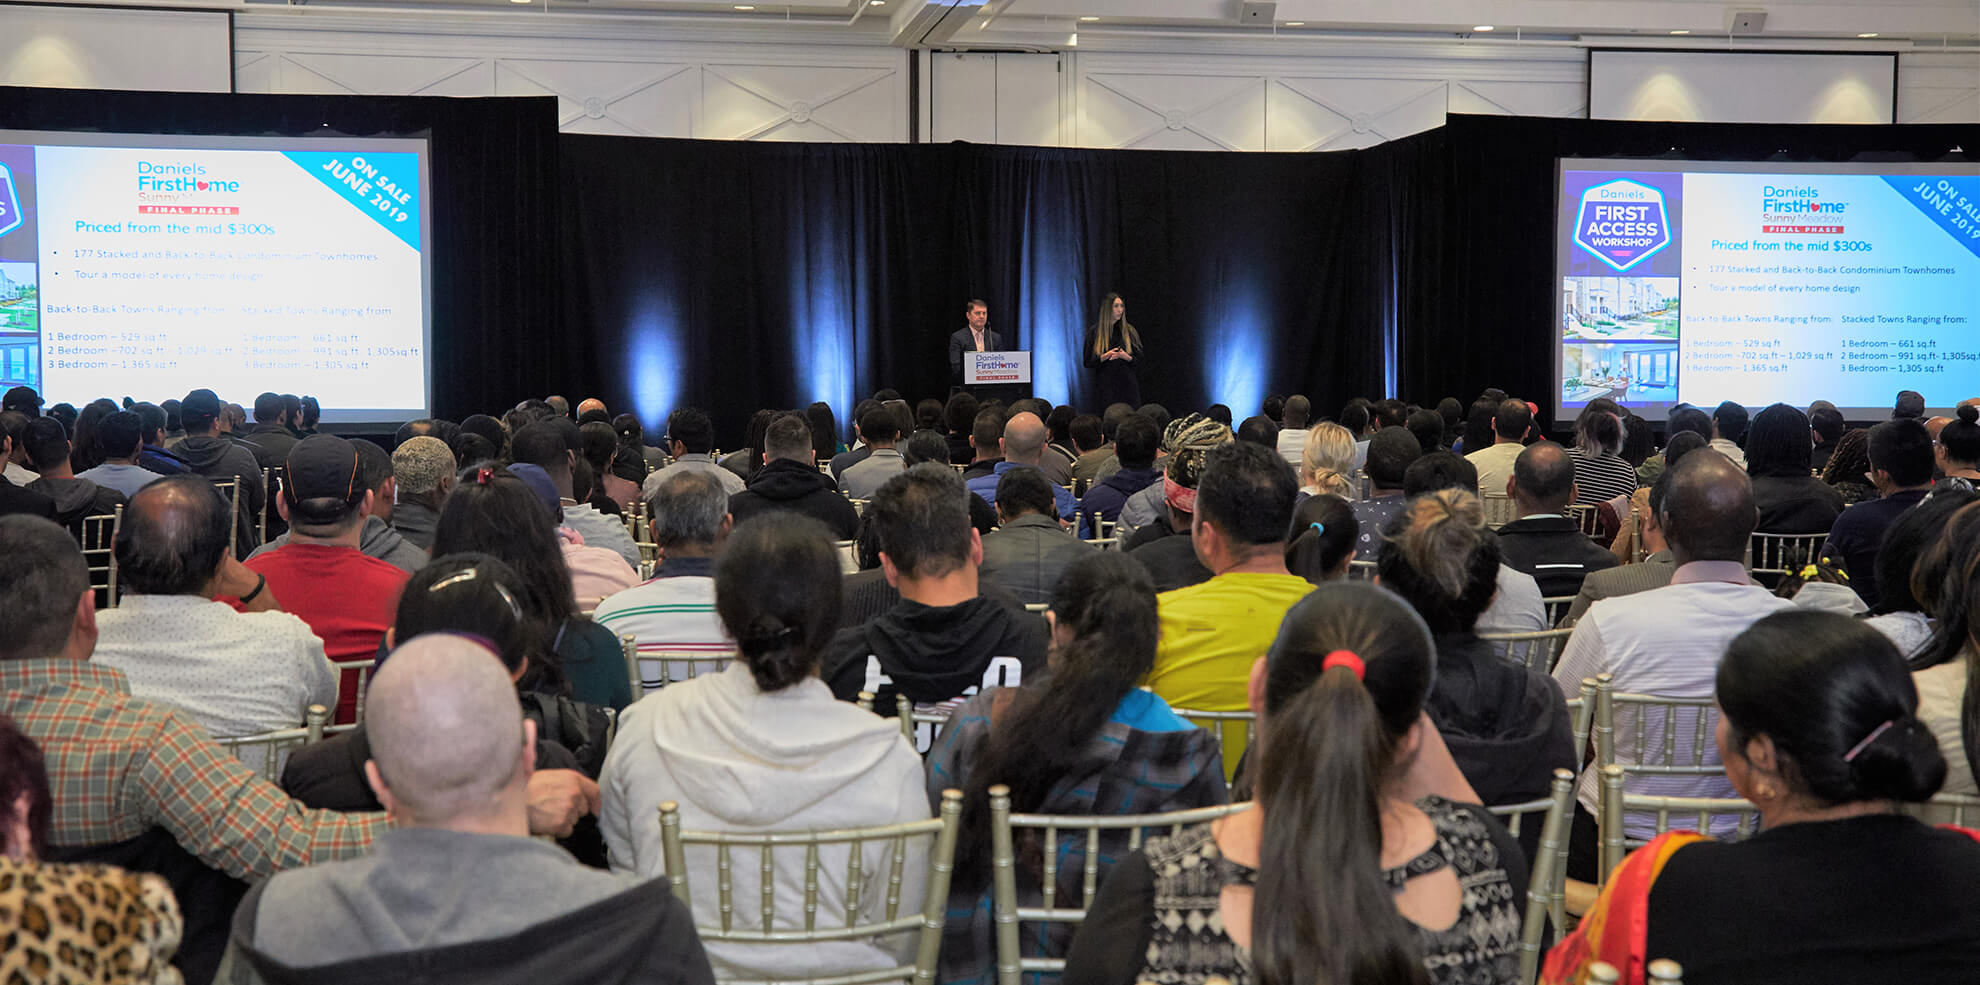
250,515,429,573
600,663,930,981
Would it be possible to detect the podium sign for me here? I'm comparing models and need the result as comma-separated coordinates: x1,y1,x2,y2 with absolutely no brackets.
965,350,1031,386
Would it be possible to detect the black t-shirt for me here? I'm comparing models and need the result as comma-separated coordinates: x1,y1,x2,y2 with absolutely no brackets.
1645,814,1980,985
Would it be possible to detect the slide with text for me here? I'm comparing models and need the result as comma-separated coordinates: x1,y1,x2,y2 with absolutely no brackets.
1556,160,1978,420
0,131,430,422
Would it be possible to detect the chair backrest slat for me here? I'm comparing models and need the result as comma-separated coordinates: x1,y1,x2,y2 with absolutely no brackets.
214,704,328,777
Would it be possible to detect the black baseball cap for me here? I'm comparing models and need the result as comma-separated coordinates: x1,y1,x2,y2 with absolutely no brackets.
284,434,366,520
180,388,224,430
2,386,42,416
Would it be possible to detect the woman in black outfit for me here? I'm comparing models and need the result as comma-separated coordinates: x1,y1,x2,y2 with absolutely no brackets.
1083,293,1143,410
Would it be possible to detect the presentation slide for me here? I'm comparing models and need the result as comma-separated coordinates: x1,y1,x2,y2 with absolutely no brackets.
1554,158,1979,422
0,130,430,424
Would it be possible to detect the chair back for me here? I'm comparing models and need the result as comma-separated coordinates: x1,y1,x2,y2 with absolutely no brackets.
1346,559,1377,581
1477,628,1574,674
1569,677,1598,772
81,506,122,609
216,704,328,777
210,476,241,556
1593,675,1722,780
622,633,738,698
1566,503,1602,538
1911,791,1980,827
328,659,376,734
1542,595,1577,629
1750,531,1827,578
836,539,860,575
1169,706,1256,758
1647,959,1686,984
1598,763,1758,879
260,466,285,543
989,789,1251,985
1497,768,1576,985
658,790,964,985
894,694,953,752
1481,494,1518,530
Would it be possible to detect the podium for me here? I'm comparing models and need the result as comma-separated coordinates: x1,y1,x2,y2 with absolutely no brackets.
961,350,1032,406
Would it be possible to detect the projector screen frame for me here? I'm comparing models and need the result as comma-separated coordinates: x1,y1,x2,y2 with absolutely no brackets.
0,0,237,94
3,126,435,426
1585,47,1900,126
1553,155,1978,426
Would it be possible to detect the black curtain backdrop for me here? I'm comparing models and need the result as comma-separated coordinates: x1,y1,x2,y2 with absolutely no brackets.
0,87,559,421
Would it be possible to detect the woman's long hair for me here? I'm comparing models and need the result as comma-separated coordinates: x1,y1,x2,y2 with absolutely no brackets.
1090,292,1142,358
950,553,1161,895
1253,583,1435,985
806,402,840,462
715,515,842,693
1300,422,1357,497
431,463,582,693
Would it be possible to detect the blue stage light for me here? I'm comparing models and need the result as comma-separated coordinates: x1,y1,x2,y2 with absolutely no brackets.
626,291,679,435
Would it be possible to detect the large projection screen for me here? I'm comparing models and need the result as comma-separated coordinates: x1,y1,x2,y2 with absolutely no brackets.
0,4,232,93
1554,158,1979,424
1590,50,1897,125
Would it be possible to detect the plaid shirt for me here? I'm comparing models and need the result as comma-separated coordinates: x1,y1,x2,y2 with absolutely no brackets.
0,659,386,881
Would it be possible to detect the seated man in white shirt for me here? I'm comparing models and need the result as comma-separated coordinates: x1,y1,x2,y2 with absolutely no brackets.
594,470,735,695
1273,395,1311,467
1551,450,1793,880
94,475,336,738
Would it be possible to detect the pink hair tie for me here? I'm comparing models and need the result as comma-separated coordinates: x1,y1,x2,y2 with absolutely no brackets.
1322,650,1365,681
1843,719,1896,763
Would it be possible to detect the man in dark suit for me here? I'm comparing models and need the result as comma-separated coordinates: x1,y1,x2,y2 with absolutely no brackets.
947,299,1002,385
1495,441,1619,598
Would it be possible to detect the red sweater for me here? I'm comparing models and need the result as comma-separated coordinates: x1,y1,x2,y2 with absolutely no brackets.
244,543,408,723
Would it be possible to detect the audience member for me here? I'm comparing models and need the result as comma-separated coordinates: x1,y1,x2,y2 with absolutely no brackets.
829,398,882,480
1909,499,1980,797
1404,407,1445,459
1348,428,1420,563
1551,451,1793,879
76,410,167,499
840,407,906,500
1456,398,1498,456
1495,442,1618,597
1435,397,1464,449
1116,413,1213,535
1938,404,1980,490
901,428,997,534
578,420,641,511
1745,402,1843,533
1297,421,1357,501
1894,388,1928,420
1567,406,1638,505
1283,492,1358,584
1379,490,1575,803
1546,610,1980,985
1389,445,1549,635
1272,395,1311,465
389,435,455,550
0,412,54,521
1821,427,1877,505
929,552,1226,985
1076,412,1160,537
241,391,300,470
718,409,775,481
645,408,746,498
1809,405,1846,472
1824,418,1936,608
961,409,1005,482
0,384,40,418
942,392,981,466
980,468,1095,605
20,416,124,534
1123,418,1226,593
614,413,666,475
821,465,1048,736
433,465,633,710
176,389,266,556
806,401,845,464
1064,583,1523,985
1465,398,1531,498
512,422,642,570
594,470,735,693
965,411,1076,522
1401,450,1478,501
1863,488,1974,662
221,634,691,985
252,437,428,573
88,476,333,737
66,398,117,475
1145,442,1311,776
1236,414,1279,449
132,402,192,476
1569,469,1684,623
603,514,924,981
1710,401,1750,469
728,411,860,539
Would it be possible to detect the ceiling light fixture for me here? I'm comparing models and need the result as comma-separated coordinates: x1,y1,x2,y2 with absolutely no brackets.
733,4,754,9
1079,15,1099,21
868,1,885,5
1285,21,1304,26
1858,32,1879,38
1669,29,1690,35
1472,25,1494,32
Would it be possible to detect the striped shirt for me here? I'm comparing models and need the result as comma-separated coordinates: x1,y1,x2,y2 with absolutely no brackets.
1551,562,1795,837
1570,449,1641,505
0,660,383,880
592,558,734,694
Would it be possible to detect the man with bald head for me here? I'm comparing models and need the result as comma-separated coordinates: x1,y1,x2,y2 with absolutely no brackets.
576,397,608,423
1551,450,1793,879
218,635,712,985
545,394,572,419
964,411,1076,522
1494,441,1618,597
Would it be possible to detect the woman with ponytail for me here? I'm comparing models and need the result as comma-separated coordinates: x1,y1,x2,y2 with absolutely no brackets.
1300,421,1359,502
599,514,930,982
1547,609,1980,985
926,552,1227,985
1064,582,1527,985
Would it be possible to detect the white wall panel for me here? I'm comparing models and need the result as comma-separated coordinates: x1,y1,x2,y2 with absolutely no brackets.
1898,52,1980,124
0,6,230,93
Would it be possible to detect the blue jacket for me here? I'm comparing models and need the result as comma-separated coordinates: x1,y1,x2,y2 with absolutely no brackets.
1076,465,1161,539
965,462,1075,522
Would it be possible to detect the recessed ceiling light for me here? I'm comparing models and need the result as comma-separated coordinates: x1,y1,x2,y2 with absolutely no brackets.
509,0,530,5
1858,32,1879,38
868,1,885,6
1473,25,1494,32
1285,21,1304,27
733,4,754,9
1079,15,1099,22
1669,29,1690,35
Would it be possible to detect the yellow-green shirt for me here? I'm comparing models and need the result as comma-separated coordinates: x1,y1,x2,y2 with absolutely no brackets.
1147,571,1315,776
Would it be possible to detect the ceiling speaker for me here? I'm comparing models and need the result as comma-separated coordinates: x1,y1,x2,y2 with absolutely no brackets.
1238,0,1277,27
1727,8,1768,33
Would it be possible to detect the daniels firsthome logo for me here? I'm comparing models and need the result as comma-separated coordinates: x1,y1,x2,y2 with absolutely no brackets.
1760,184,1846,234
135,160,243,214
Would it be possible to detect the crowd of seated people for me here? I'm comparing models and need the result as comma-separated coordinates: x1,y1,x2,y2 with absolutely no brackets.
5,380,1980,985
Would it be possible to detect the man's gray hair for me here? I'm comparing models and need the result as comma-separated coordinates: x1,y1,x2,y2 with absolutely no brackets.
646,469,729,549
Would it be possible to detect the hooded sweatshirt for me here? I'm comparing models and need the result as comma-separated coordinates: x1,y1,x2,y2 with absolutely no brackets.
727,457,860,539
177,434,266,553
26,475,125,535
821,596,1050,735
216,828,712,985
250,515,429,573
1427,632,1577,806
600,663,930,981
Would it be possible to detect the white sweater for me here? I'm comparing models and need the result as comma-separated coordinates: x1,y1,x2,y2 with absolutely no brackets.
600,663,930,981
